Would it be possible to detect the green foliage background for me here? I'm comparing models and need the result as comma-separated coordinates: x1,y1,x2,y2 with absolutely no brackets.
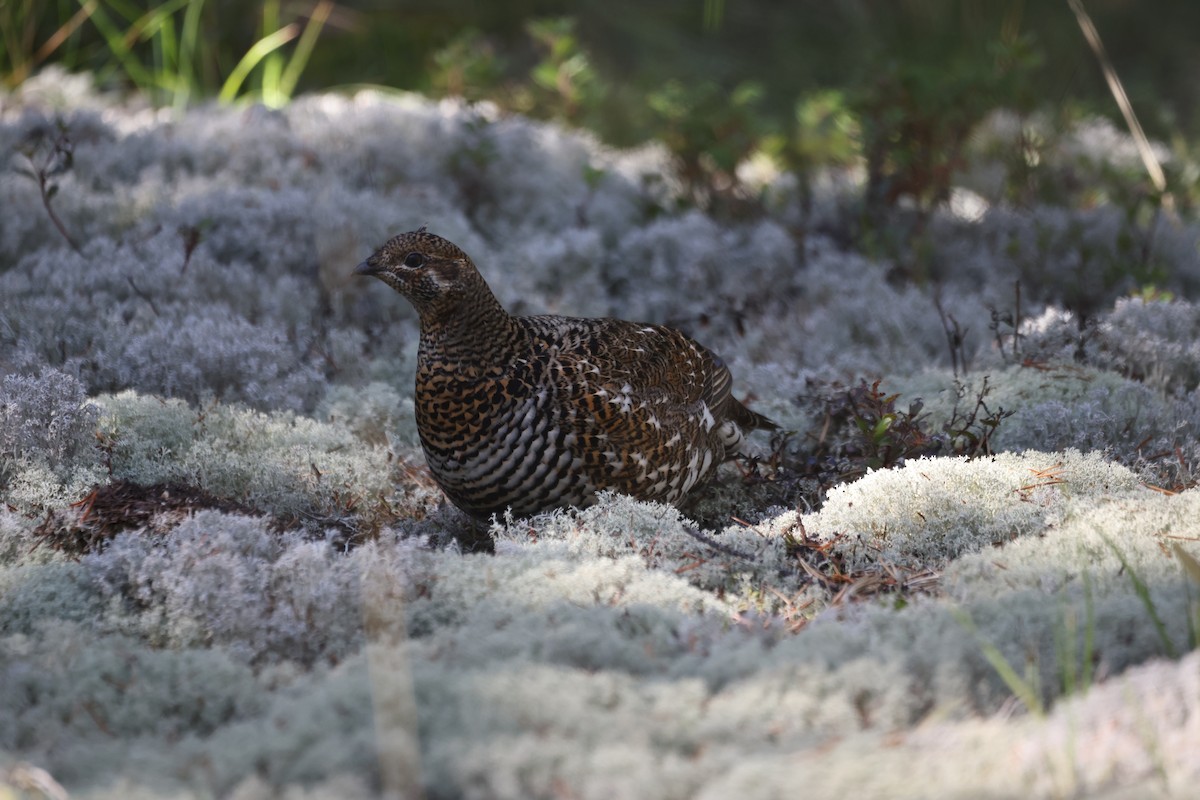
7,1,1200,138
8,0,1200,224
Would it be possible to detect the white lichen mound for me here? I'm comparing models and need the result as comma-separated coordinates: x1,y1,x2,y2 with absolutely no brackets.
805,449,1146,569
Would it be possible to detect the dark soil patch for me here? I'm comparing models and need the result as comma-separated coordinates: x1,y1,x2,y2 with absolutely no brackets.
33,480,263,555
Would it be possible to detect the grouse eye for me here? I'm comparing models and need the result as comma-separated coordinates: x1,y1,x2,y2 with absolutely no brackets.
403,252,426,268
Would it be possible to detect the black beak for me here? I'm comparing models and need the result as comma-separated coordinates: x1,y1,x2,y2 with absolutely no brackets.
355,259,378,276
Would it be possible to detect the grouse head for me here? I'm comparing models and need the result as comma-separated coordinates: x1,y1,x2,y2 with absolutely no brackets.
355,227,486,321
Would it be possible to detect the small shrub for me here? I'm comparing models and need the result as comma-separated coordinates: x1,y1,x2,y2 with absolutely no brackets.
0,369,98,486
788,376,1012,493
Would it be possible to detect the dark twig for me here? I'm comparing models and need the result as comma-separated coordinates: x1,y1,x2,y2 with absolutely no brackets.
37,170,80,253
1013,279,1021,359
179,220,212,273
17,120,81,254
988,280,1023,363
680,525,758,562
126,276,161,316
932,292,967,376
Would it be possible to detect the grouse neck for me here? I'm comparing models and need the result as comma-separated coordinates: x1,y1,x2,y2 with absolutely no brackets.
418,282,524,364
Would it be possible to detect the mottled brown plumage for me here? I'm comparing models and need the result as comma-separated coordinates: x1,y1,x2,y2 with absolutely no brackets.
356,227,775,518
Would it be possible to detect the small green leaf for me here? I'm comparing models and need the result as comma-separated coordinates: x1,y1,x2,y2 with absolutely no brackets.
582,164,606,189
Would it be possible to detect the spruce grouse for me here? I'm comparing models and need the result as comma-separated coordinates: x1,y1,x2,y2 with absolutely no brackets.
356,227,776,519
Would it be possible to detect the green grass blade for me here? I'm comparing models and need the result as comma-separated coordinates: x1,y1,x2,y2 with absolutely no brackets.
1174,544,1200,650
102,0,140,19
80,0,155,89
1174,543,1200,584
127,0,191,44
1101,532,1177,658
1055,600,1077,697
218,23,299,104
277,0,334,102
262,52,284,106
123,0,194,104
153,14,172,97
175,0,205,109
1081,570,1095,690
260,0,283,106
952,607,1045,717
702,0,725,32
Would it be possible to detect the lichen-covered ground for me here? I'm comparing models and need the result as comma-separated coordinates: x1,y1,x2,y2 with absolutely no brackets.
2,70,1199,799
